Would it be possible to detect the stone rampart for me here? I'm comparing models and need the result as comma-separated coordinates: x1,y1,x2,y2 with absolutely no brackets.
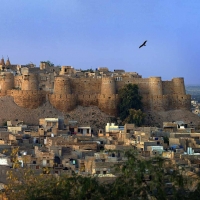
0,72,14,92
172,77,185,95
54,76,71,94
71,78,101,94
162,81,173,95
0,69,190,115
78,94,98,106
49,94,77,112
171,94,191,110
0,91,7,97
101,77,116,95
21,73,38,90
98,94,119,116
10,90,46,109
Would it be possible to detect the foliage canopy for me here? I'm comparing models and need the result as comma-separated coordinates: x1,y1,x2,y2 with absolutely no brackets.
118,84,144,125
123,108,145,126
3,149,200,200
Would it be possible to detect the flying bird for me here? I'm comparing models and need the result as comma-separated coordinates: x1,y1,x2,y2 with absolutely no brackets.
139,40,147,48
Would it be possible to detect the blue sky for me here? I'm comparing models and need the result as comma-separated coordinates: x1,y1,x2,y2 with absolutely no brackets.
0,0,200,85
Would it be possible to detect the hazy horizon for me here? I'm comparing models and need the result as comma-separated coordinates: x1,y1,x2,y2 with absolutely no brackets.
0,0,200,85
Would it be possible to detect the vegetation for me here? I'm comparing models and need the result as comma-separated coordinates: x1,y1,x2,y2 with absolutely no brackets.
41,60,55,67
81,68,94,73
123,109,145,126
118,84,145,126
3,149,200,200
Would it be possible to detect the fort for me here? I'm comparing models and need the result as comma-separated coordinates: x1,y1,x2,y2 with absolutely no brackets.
0,58,191,116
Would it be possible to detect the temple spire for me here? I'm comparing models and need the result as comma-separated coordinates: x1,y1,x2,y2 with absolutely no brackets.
5,56,11,66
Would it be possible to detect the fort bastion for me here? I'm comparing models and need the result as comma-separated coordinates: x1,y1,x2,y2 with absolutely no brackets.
0,58,191,116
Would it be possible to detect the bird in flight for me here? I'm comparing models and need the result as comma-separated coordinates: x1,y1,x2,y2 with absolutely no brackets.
139,40,147,48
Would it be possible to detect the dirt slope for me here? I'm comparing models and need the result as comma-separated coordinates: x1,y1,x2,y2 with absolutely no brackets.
0,96,199,130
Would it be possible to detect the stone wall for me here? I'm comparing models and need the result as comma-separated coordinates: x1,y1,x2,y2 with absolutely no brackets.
10,90,46,109
48,94,77,112
0,70,191,115
0,72,14,92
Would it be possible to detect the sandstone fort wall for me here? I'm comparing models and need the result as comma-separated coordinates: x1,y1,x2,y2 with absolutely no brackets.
10,90,46,109
0,71,191,116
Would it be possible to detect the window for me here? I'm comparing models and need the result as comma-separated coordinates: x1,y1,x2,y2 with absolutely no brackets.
41,76,47,81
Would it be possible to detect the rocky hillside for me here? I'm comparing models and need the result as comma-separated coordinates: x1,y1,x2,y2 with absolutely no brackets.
0,96,112,132
144,110,200,128
0,96,199,131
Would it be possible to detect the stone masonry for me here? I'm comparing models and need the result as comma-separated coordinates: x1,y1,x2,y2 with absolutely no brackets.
0,61,191,117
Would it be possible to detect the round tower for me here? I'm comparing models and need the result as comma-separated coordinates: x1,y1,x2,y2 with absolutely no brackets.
49,76,76,112
0,72,14,91
172,77,185,95
98,77,118,116
21,73,38,90
100,77,116,95
149,77,163,95
54,76,71,94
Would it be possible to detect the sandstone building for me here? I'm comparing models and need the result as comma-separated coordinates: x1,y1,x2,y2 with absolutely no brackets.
0,59,191,116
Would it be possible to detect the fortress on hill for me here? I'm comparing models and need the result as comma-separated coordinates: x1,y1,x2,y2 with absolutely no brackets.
0,58,191,116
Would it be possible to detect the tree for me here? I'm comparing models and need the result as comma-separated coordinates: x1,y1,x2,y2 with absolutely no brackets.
104,150,199,200
46,60,54,67
3,149,200,200
123,109,145,126
41,60,54,67
118,84,143,122
5,170,104,200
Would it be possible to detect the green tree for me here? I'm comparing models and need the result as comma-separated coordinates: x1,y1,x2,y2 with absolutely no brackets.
41,60,54,66
3,149,200,200
118,84,143,122
105,150,199,200
5,171,104,200
123,109,145,126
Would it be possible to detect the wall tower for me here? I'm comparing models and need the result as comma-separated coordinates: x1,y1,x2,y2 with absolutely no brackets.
98,77,118,116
